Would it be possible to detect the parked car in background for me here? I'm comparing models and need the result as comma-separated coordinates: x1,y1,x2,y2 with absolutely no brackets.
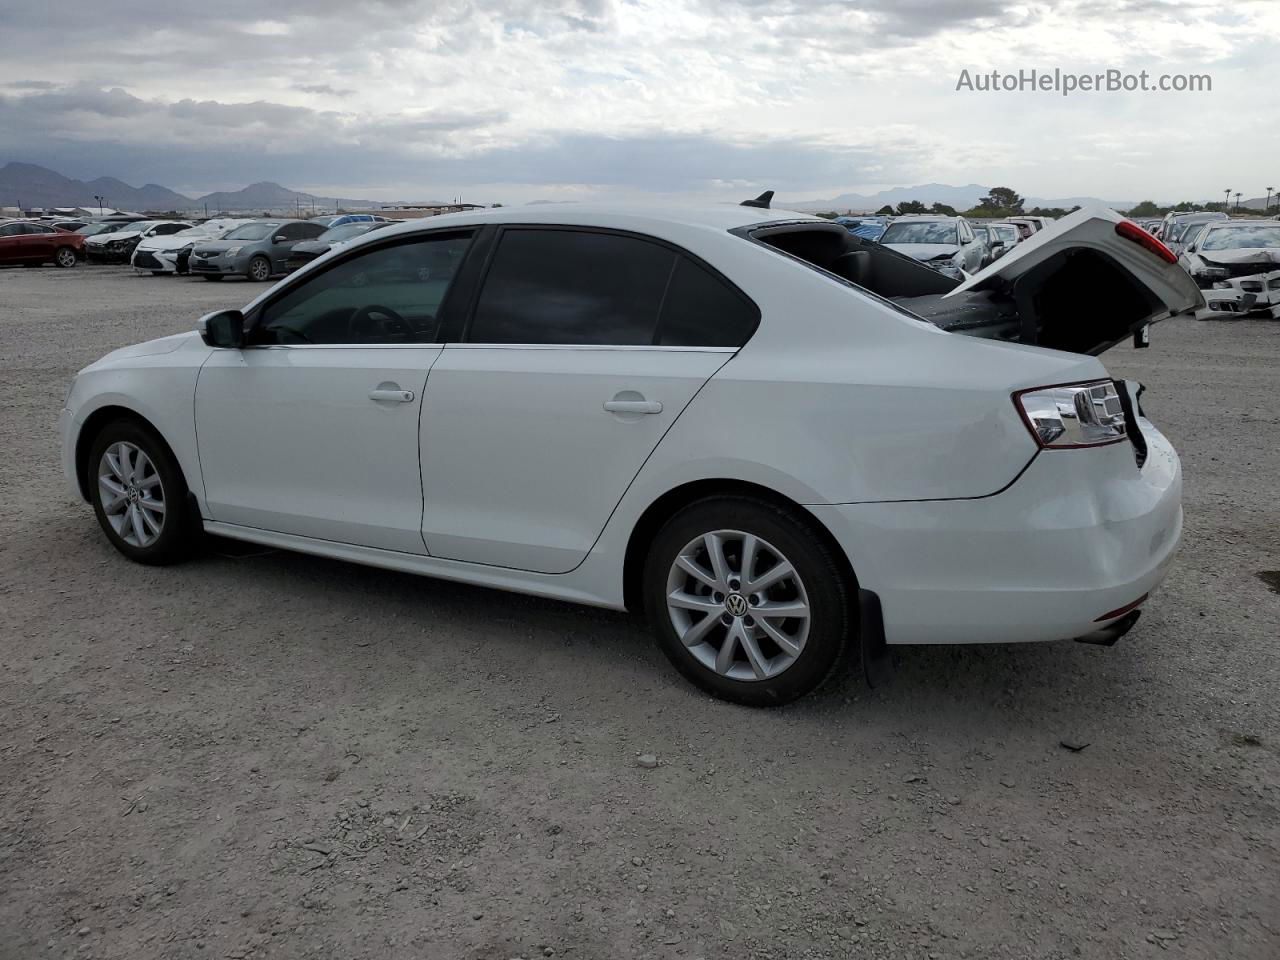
76,222,131,239
1178,220,1280,288
285,220,396,272
131,219,256,275
45,219,88,232
0,219,84,267
1158,211,1228,256
189,219,327,281
59,203,1197,705
1006,215,1051,236
833,216,889,241
985,222,1021,260
878,215,986,278
309,214,387,229
84,220,193,263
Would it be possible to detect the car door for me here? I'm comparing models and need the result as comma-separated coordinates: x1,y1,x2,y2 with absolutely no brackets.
194,229,475,553
419,226,757,574
0,222,30,261
270,222,325,271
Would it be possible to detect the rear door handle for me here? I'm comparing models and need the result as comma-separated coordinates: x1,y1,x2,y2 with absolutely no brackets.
603,399,662,415
369,388,415,403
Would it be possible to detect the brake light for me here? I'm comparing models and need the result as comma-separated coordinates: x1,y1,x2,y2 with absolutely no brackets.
1013,380,1128,449
1115,220,1177,264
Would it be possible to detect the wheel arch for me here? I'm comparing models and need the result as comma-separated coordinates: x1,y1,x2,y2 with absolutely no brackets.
74,405,184,502
621,478,859,615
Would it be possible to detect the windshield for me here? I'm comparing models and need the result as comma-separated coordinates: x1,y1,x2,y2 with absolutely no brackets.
77,223,116,235
224,222,281,241
320,222,379,243
1201,225,1280,251
880,222,958,245
992,225,1019,242
111,221,155,234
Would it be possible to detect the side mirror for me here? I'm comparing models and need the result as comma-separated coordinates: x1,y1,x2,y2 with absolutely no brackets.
199,309,245,348
273,234,287,243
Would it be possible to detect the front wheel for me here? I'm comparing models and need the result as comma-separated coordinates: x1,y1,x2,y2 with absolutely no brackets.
247,255,272,282
643,496,853,706
87,419,199,565
54,246,78,268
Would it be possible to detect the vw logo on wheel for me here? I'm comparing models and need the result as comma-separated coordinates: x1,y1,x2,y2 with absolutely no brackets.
724,593,749,617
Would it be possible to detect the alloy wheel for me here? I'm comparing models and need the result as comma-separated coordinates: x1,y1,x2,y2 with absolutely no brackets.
249,258,270,281
98,441,166,548
55,247,77,267
665,529,810,681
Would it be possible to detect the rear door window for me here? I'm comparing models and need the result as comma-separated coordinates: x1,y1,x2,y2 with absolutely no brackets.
656,256,758,347
467,229,673,345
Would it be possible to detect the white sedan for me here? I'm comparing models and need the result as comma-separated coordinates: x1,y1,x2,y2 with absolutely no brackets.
60,202,1200,705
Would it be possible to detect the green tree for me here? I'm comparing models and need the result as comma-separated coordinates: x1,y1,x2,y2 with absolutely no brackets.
929,202,958,216
875,204,895,215
895,200,928,215
978,187,1024,213
1126,200,1163,217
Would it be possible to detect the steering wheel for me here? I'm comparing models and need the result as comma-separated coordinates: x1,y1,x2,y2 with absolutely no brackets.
348,303,412,341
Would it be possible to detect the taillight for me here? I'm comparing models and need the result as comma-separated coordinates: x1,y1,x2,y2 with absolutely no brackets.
1013,380,1128,449
1115,220,1177,264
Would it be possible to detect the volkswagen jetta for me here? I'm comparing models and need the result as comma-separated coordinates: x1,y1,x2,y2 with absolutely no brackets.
60,202,1200,705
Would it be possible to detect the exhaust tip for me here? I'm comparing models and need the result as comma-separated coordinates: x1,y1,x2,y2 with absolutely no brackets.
1074,610,1141,647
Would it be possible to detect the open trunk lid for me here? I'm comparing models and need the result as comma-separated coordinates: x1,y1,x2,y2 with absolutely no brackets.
744,206,1204,356
935,206,1203,354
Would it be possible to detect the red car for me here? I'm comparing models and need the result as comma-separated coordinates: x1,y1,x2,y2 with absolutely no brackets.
0,219,85,268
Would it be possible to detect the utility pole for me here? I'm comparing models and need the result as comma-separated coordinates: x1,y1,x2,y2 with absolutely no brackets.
94,194,105,215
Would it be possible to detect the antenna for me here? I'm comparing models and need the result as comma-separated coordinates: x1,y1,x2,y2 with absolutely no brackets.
740,190,774,209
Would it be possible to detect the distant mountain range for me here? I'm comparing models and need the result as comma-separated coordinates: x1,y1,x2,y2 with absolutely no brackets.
782,183,1141,213
0,162,388,213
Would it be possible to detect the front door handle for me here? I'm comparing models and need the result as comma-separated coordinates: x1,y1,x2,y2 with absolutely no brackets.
369,388,414,403
603,399,662,415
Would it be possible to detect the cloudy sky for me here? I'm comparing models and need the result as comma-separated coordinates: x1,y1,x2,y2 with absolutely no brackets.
1,0,1276,204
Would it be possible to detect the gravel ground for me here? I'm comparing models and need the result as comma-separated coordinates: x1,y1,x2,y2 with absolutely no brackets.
2,264,1277,960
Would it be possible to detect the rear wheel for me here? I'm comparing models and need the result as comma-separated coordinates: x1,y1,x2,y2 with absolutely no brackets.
54,246,78,268
643,496,852,706
87,419,199,565
247,255,272,282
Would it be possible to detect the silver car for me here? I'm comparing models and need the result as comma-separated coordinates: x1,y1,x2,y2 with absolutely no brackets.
188,219,327,281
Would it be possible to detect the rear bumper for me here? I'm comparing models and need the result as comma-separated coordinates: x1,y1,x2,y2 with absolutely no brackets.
809,419,1181,645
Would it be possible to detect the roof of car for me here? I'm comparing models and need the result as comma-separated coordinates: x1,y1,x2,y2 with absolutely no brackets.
367,203,820,242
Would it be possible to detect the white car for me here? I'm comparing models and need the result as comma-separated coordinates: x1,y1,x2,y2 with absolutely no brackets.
1178,220,1280,289
60,203,1199,705
878,215,986,278
84,220,194,263
131,219,255,275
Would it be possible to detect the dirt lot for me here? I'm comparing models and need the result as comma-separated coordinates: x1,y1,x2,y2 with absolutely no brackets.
2,264,1277,960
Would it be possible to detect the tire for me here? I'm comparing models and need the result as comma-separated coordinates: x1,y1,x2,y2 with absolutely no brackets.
247,255,272,282
87,418,199,565
201,274,225,281
642,496,853,706
54,246,78,268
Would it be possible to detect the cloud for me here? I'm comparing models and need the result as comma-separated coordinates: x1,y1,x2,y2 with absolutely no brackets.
294,84,356,97
0,0,1276,202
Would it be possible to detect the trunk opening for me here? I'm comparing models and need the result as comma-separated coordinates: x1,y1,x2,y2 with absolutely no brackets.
744,221,1175,356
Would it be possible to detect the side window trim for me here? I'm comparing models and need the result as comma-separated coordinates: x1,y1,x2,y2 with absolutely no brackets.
456,224,758,348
